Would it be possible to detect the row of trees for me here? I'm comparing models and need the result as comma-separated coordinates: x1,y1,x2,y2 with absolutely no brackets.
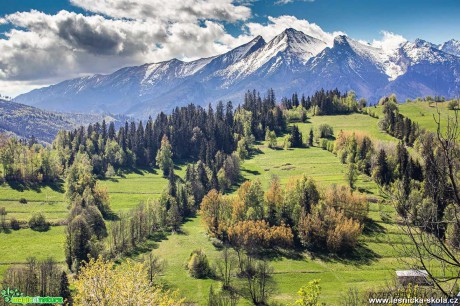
334,131,423,189
281,89,366,115
364,97,460,295
64,153,111,272
0,135,62,182
379,100,420,146
49,90,287,181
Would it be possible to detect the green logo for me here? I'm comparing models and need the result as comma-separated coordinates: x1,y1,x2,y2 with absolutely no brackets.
1,288,63,305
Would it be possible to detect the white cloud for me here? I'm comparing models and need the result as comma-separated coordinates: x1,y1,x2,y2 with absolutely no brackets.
0,0,254,96
275,0,315,5
371,31,407,53
0,9,247,93
70,0,251,23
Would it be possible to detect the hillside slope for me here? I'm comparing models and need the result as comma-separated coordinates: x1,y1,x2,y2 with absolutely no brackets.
0,99,126,143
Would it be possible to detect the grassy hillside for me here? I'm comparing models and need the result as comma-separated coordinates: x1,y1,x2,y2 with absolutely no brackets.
0,144,406,305
368,100,459,136
307,113,395,143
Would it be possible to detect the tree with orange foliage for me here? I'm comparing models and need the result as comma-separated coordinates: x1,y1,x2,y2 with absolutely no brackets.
265,175,284,225
227,220,293,254
200,189,231,238
323,184,368,222
298,206,362,254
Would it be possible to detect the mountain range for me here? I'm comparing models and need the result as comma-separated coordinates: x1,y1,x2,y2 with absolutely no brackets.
14,28,460,118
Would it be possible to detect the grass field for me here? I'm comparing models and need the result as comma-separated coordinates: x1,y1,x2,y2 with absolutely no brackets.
0,226,66,264
0,168,174,281
0,131,407,305
0,183,65,222
146,210,410,305
242,145,378,195
306,113,395,143
369,101,459,136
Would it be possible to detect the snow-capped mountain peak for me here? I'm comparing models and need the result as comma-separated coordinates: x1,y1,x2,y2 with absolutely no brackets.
219,28,327,84
439,39,460,57
401,39,454,64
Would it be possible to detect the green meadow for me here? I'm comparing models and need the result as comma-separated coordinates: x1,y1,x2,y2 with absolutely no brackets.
369,100,459,136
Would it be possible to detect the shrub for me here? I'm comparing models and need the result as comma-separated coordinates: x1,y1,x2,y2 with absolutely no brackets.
187,249,212,278
448,100,459,110
29,213,50,232
19,198,28,204
320,139,328,150
10,217,20,230
316,124,334,139
210,237,223,249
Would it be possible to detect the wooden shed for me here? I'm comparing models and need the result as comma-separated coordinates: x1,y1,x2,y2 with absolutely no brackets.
396,270,431,286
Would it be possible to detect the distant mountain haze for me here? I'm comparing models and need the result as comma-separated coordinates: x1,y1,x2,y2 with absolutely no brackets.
14,29,460,119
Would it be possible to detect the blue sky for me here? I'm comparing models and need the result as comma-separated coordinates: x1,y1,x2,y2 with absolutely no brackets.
246,0,460,43
0,0,459,96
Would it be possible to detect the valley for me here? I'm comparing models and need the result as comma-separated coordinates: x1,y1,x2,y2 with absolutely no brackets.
2,100,456,304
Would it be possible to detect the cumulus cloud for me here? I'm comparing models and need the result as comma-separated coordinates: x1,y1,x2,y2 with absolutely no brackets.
371,31,407,52
0,9,245,89
0,0,254,96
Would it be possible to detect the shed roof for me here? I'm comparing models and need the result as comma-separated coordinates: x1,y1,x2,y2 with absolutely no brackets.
396,270,428,277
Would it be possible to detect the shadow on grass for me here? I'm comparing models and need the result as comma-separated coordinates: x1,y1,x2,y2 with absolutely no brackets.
104,210,120,221
309,243,381,266
362,218,387,237
252,247,306,262
4,179,64,193
242,168,261,176
249,238,381,266
122,231,170,259
0,227,12,234
117,166,158,177
357,187,374,195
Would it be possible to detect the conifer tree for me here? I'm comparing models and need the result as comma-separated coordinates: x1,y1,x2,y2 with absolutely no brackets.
290,125,303,148
375,149,391,185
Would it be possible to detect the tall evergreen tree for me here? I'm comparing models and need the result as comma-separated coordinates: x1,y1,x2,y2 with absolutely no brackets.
290,125,303,148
